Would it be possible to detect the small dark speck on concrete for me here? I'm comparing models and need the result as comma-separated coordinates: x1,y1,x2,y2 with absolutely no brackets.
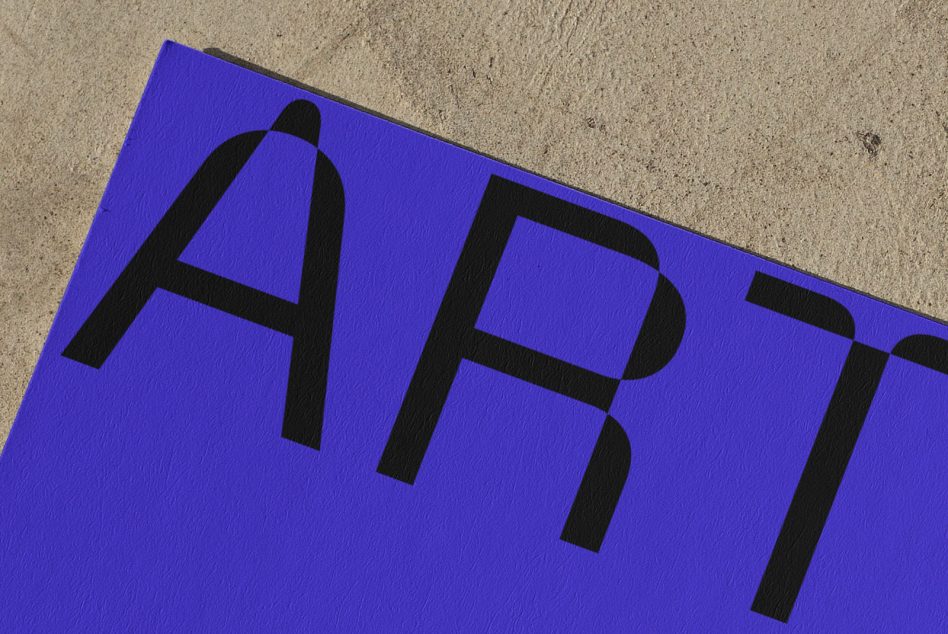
858,131,882,158
585,116,606,132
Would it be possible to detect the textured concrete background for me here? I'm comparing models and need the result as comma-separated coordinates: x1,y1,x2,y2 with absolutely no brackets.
1,1,946,445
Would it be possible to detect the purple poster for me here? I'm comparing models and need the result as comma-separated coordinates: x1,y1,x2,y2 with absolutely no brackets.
1,42,945,631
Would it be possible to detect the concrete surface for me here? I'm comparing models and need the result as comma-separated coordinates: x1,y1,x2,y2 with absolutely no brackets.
1,0,946,445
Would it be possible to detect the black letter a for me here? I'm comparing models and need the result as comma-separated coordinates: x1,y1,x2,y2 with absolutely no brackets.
63,100,344,450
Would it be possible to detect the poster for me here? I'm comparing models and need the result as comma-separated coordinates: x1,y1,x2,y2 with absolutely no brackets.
1,42,945,631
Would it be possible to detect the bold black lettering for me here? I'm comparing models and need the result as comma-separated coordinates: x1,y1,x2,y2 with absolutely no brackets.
63,100,344,451
377,175,686,552
746,272,947,622
891,333,948,374
752,340,888,623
